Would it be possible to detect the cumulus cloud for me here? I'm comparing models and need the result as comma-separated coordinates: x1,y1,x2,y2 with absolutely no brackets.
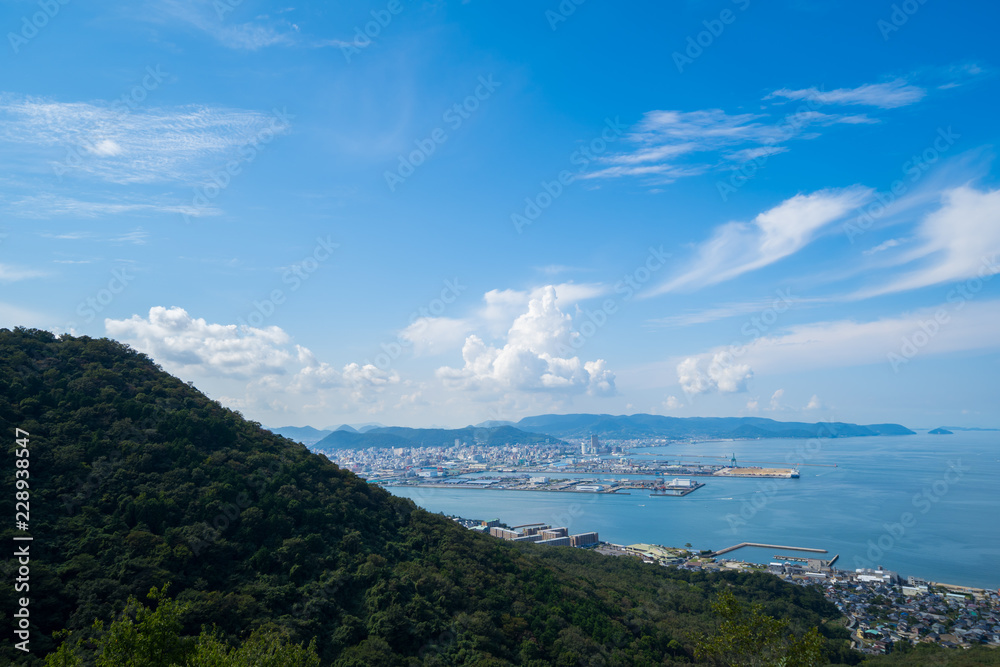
677,351,753,395
806,394,822,410
106,306,293,378
664,395,682,410
652,187,870,295
106,307,400,409
437,286,616,397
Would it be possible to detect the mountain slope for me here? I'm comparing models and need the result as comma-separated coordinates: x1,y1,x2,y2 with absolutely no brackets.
0,329,859,665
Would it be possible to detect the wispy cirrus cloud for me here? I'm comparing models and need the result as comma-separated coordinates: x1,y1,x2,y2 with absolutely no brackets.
0,94,288,185
585,74,952,186
767,79,926,109
675,298,1000,388
11,194,213,218
151,0,297,50
851,185,1000,298
648,186,871,296
585,105,881,184
0,264,48,282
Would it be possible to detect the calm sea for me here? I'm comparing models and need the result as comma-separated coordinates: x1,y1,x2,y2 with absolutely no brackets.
387,432,1000,589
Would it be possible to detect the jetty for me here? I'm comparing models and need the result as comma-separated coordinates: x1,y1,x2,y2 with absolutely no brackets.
710,542,828,557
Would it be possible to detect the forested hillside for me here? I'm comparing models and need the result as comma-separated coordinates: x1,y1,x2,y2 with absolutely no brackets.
0,328,864,665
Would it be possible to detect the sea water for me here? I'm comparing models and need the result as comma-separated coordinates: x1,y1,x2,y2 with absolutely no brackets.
387,432,1000,589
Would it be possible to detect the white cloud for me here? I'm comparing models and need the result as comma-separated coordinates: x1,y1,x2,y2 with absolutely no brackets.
769,389,785,411
652,187,871,294
7,194,214,219
854,185,1000,298
106,306,403,413
154,0,296,50
399,317,472,357
106,306,294,378
664,395,682,410
0,264,47,282
584,78,919,186
863,238,904,256
0,94,289,185
437,286,616,398
767,79,926,109
678,299,1000,378
677,351,753,395
806,394,822,410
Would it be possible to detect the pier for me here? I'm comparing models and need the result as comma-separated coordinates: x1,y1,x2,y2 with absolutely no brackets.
711,542,828,557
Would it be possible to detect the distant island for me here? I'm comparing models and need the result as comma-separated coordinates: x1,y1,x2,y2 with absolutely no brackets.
272,414,915,449
511,413,915,440
929,427,954,435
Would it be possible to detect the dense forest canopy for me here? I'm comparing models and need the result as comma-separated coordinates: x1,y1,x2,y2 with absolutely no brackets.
2,328,986,665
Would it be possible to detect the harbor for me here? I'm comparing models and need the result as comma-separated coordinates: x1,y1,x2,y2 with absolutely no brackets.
387,475,709,495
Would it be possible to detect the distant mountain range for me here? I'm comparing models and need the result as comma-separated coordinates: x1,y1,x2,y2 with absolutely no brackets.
271,414,914,449
311,425,564,451
512,414,915,439
269,423,384,445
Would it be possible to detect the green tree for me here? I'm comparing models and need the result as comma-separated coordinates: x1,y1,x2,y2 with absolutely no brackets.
44,585,319,667
695,589,824,667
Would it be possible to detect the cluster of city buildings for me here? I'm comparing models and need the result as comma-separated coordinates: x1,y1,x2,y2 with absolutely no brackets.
688,559,1000,653
449,517,599,547
818,573,1000,653
323,441,576,480
449,514,999,655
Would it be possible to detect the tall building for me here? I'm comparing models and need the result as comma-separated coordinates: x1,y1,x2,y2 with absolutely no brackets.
591,434,599,454
570,532,599,547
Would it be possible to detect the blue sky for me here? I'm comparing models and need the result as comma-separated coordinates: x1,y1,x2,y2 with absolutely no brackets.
2,0,998,429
